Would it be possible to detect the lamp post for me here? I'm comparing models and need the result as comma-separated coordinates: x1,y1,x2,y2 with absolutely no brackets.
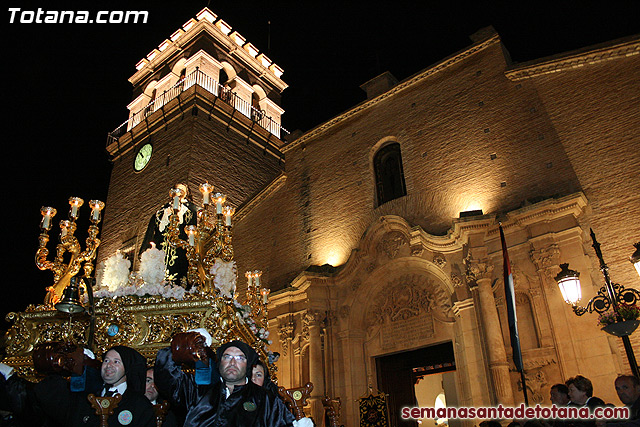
631,242,640,277
554,229,640,378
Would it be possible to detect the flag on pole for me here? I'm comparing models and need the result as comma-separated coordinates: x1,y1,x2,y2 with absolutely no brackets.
499,224,524,373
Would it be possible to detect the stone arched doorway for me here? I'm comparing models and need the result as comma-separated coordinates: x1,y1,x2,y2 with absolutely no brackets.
348,259,457,427
328,215,466,426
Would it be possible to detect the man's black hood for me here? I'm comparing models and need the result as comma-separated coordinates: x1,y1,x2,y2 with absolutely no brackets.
107,345,147,393
216,340,259,379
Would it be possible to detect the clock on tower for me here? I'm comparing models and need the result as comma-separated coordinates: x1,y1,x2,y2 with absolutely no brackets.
133,143,153,172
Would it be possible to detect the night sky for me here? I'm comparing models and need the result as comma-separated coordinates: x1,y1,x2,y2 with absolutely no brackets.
3,0,639,329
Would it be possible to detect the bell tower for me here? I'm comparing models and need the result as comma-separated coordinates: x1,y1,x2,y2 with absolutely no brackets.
100,8,288,267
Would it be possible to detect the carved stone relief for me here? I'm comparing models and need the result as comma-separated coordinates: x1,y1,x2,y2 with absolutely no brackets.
365,274,453,329
433,253,446,268
301,309,324,342
379,231,408,260
450,274,463,288
518,369,548,404
464,253,495,283
278,318,295,356
339,305,350,319
530,244,561,288
410,243,424,257
515,292,530,306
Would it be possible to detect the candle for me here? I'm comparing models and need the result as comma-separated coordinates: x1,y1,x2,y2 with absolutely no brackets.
253,270,261,287
214,193,226,214
245,271,253,287
223,206,235,226
89,200,104,222
186,225,197,246
68,197,84,220
200,182,213,206
60,220,70,238
40,207,56,231
170,187,183,211
261,288,269,304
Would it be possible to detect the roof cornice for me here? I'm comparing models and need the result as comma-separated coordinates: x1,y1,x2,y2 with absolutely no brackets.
505,35,639,81
282,32,501,153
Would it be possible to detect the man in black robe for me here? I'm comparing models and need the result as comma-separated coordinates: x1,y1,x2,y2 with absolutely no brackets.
139,183,198,288
144,367,180,427
32,344,155,427
154,332,312,427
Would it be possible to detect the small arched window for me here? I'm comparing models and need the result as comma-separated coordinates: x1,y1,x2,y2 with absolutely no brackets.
374,142,407,206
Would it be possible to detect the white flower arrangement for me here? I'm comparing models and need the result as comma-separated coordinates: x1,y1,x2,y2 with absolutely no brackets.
93,281,191,300
96,251,131,291
233,300,272,344
139,244,166,287
92,246,194,300
209,258,237,298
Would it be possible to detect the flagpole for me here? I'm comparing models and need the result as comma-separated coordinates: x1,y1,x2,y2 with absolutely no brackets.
499,223,529,406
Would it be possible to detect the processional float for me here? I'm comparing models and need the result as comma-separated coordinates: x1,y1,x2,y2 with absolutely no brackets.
3,184,273,381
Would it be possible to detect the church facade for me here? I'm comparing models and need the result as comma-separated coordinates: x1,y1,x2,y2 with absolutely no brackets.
100,8,640,426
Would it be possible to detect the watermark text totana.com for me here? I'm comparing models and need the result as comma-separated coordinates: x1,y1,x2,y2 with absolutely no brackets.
401,404,630,421
8,8,148,24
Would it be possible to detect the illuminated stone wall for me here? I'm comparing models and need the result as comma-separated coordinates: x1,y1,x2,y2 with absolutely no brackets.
98,20,639,427
100,107,284,271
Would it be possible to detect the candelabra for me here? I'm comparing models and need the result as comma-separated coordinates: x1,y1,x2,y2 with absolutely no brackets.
166,183,235,293
555,229,640,378
245,270,270,327
35,197,105,302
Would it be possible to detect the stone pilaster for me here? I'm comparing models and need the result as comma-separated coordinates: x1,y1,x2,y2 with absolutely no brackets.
304,309,326,425
466,257,515,406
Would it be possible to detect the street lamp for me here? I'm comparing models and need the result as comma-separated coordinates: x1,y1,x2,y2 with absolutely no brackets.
631,242,640,277
554,229,640,378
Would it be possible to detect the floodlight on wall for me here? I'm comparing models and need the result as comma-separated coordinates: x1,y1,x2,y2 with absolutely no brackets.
458,209,483,218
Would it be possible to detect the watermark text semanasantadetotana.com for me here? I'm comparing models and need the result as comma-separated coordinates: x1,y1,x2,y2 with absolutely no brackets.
401,404,630,420
8,8,148,24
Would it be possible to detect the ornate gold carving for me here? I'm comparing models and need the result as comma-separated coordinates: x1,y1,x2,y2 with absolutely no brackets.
165,189,234,292
4,294,272,381
35,198,104,299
